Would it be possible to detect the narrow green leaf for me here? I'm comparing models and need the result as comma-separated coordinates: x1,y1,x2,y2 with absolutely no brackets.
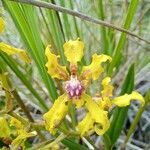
97,0,109,54
2,0,58,101
59,0,72,40
108,0,139,75
44,0,66,65
103,134,112,150
62,138,88,150
69,0,80,38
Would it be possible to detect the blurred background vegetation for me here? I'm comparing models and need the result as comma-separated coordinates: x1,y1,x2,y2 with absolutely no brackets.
0,0,150,149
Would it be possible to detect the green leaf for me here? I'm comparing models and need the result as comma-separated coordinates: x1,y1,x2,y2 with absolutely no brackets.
68,0,80,38
108,0,139,75
97,0,109,54
2,0,58,101
62,138,88,150
59,0,72,40
44,0,66,65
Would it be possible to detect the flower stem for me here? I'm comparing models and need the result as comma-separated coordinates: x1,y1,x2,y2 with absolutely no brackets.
8,111,45,140
39,133,67,150
12,90,34,122
0,72,13,112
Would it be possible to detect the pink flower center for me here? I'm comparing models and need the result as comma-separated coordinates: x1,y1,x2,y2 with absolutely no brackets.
65,76,84,99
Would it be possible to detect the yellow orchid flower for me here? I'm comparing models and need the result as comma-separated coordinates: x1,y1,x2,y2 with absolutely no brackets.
43,39,144,136
0,116,36,149
43,39,111,134
0,17,31,63
11,130,37,150
10,117,37,149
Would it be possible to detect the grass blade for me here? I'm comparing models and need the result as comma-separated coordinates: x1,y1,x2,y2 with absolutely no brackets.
97,0,109,54
62,138,88,150
108,0,139,75
44,0,66,65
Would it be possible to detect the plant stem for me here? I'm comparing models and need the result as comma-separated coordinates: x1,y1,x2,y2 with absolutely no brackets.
1,72,13,112
8,111,46,140
12,90,34,122
9,0,150,44
9,111,29,125
39,133,67,150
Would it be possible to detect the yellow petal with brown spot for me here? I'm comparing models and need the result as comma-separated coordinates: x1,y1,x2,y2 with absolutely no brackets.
43,94,69,134
81,54,112,80
45,45,68,80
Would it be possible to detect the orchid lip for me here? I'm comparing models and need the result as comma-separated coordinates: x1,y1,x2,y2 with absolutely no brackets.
65,75,84,99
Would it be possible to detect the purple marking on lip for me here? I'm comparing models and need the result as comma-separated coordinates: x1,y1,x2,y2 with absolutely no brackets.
65,76,84,98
